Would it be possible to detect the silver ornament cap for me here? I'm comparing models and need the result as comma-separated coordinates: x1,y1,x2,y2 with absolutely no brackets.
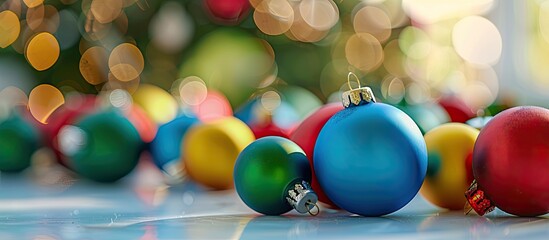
286,180,319,215
342,72,376,108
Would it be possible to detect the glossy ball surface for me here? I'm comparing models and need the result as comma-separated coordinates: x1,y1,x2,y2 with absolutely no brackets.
150,114,198,175
67,110,142,182
0,114,40,172
420,123,479,210
183,117,255,190
315,102,427,216
473,106,549,216
234,136,311,215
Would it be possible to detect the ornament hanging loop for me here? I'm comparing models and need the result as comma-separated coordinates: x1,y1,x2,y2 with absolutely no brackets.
347,72,361,90
306,201,320,216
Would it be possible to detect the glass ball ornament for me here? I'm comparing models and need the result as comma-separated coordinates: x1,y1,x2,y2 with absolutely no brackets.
420,123,479,210
150,114,199,183
234,136,319,215
438,96,475,123
183,117,255,190
58,109,142,182
41,94,98,168
0,111,40,172
314,73,428,216
465,106,549,217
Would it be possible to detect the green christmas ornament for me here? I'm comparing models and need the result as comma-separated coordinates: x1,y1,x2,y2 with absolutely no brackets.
0,113,40,172
58,110,142,182
234,136,319,216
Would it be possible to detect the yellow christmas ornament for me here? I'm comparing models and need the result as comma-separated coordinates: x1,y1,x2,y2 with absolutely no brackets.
420,123,479,210
131,84,178,124
183,117,255,190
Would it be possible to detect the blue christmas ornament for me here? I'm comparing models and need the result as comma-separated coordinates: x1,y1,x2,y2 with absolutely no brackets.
314,73,427,216
150,114,199,183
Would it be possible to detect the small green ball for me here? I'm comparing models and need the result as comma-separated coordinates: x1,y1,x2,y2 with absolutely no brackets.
234,136,311,215
66,110,142,182
0,115,40,172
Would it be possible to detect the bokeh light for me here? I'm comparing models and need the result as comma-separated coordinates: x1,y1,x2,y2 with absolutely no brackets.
353,6,392,43
108,43,144,82
28,84,65,124
25,32,60,71
80,46,109,85
0,10,20,48
90,0,123,24
452,16,502,66
23,0,43,9
345,33,384,72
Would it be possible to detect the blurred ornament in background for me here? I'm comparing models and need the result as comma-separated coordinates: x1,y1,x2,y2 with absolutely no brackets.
204,0,251,26
191,90,233,122
132,84,178,125
395,101,450,135
314,73,427,216
466,106,549,217
290,103,344,208
179,28,275,108
234,90,299,135
149,1,194,53
183,116,255,190
466,115,493,130
0,111,41,172
59,109,142,182
107,89,158,144
438,96,475,123
234,136,319,215
41,94,98,168
484,94,516,116
150,114,199,184
420,123,479,210
278,86,322,120
250,121,289,139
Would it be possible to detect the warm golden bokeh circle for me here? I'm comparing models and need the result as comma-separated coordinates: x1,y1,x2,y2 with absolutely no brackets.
91,0,123,24
353,6,392,43
28,84,65,124
25,32,60,71
345,33,384,72
0,10,20,48
80,46,110,85
23,0,44,8
108,43,145,82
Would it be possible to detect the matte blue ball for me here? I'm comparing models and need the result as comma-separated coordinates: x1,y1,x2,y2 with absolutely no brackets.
150,115,198,173
314,102,427,216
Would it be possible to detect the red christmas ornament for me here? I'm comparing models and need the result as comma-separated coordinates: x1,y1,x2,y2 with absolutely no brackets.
466,106,549,217
204,0,251,25
44,95,98,168
290,103,344,208
124,105,158,143
438,96,475,123
251,121,289,139
192,90,233,123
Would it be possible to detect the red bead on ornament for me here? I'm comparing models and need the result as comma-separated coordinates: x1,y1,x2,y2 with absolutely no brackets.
466,106,549,217
290,103,344,208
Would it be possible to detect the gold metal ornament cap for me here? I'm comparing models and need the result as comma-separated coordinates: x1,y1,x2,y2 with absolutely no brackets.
342,72,376,108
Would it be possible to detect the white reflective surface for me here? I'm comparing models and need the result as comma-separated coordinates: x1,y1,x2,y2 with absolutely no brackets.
0,159,547,240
